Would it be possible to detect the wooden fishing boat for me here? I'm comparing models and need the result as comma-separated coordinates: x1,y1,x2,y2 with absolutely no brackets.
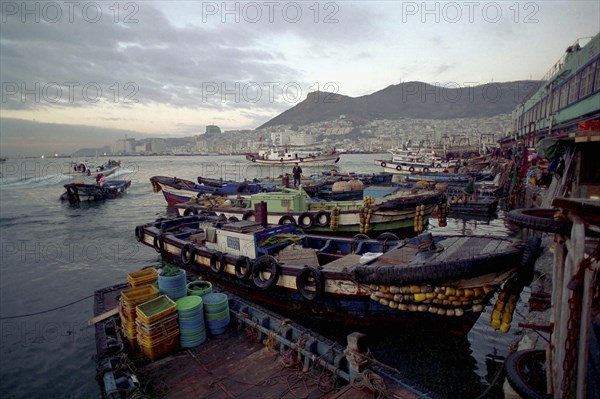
150,176,277,206
375,149,460,175
175,187,446,236
134,215,541,335
447,197,500,216
60,180,131,203
245,148,341,166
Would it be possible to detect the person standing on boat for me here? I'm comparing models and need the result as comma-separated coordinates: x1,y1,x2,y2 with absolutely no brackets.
96,173,107,186
292,163,302,188
462,177,476,202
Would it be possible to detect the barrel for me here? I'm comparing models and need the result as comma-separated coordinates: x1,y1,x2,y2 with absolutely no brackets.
202,293,230,335
176,295,206,348
158,269,187,301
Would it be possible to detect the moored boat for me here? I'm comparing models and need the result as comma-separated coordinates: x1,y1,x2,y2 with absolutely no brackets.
150,176,276,206
246,148,341,166
176,187,446,236
60,180,131,203
134,215,541,335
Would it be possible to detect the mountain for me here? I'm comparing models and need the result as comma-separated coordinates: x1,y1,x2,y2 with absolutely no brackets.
258,81,542,128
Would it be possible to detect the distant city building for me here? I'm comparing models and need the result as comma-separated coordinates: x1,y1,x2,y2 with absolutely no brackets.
205,125,221,135
113,138,136,154
150,138,167,153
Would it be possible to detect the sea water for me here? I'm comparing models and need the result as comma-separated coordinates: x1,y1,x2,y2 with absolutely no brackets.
0,154,529,398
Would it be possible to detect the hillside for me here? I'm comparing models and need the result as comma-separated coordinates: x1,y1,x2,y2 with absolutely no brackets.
258,81,542,128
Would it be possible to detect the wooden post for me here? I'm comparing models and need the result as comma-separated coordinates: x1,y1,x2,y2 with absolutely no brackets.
345,332,369,380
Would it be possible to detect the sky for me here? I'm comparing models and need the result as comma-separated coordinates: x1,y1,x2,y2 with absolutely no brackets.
1,1,599,154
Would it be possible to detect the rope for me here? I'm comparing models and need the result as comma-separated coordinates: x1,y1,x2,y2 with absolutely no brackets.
0,294,94,319
351,370,390,399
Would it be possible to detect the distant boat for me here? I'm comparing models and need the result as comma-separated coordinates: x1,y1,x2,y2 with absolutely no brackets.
135,216,542,335
245,148,341,166
64,160,121,177
375,148,460,174
60,180,131,203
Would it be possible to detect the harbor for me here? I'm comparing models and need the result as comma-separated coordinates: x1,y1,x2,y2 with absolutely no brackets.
1,3,599,397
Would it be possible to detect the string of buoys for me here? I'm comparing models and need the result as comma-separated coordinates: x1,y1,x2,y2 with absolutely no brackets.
490,278,523,333
437,201,450,227
359,196,374,234
414,204,426,233
369,283,497,316
330,206,340,230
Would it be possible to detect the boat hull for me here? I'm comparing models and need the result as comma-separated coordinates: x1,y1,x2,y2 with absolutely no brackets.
247,153,341,166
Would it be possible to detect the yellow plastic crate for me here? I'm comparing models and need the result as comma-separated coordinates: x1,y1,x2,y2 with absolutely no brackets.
121,284,159,306
128,268,158,287
135,295,177,325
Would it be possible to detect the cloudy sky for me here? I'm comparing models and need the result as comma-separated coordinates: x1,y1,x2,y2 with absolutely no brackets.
1,1,599,147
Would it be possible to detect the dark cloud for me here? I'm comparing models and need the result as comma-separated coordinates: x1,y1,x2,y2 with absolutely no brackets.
0,2,381,115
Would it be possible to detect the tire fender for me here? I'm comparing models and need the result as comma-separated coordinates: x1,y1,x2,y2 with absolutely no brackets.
314,211,331,227
296,266,324,301
252,255,280,290
210,251,226,273
234,256,253,279
181,243,196,266
135,225,144,242
298,212,314,229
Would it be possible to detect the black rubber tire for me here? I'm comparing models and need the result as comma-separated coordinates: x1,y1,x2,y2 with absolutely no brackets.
252,255,280,290
210,251,226,273
436,164,442,168
504,350,550,399
234,256,253,280
228,216,240,222
423,167,430,173
396,165,402,171
153,234,164,254
242,210,255,221
296,266,324,301
298,212,314,229
518,237,542,286
134,226,144,242
380,161,387,168
376,232,400,241
183,207,198,216
181,243,196,266
409,167,415,173
506,208,571,235
314,211,331,227
278,215,296,225
353,234,370,240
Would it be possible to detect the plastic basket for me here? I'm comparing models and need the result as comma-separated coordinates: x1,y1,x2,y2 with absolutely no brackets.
121,284,159,306
136,295,177,325
128,268,158,287
137,331,180,361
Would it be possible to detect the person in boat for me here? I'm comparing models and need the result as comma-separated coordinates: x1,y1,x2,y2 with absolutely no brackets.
292,163,302,188
462,177,477,202
96,173,107,186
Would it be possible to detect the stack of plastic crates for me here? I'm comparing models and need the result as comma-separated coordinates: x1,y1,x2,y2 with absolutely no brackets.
127,268,158,287
136,295,179,360
119,284,160,348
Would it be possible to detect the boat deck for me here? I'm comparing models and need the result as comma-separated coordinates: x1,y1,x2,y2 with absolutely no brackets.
133,329,420,399
95,283,432,399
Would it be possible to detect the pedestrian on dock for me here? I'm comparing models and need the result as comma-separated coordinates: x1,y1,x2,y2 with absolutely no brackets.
292,163,302,188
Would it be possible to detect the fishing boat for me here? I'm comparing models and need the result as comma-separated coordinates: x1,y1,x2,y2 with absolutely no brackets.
245,147,341,166
175,187,446,236
375,148,460,174
64,159,121,177
150,176,277,206
134,215,541,335
60,180,131,203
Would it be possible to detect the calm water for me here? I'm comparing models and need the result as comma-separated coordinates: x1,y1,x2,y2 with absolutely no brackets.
0,154,529,398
